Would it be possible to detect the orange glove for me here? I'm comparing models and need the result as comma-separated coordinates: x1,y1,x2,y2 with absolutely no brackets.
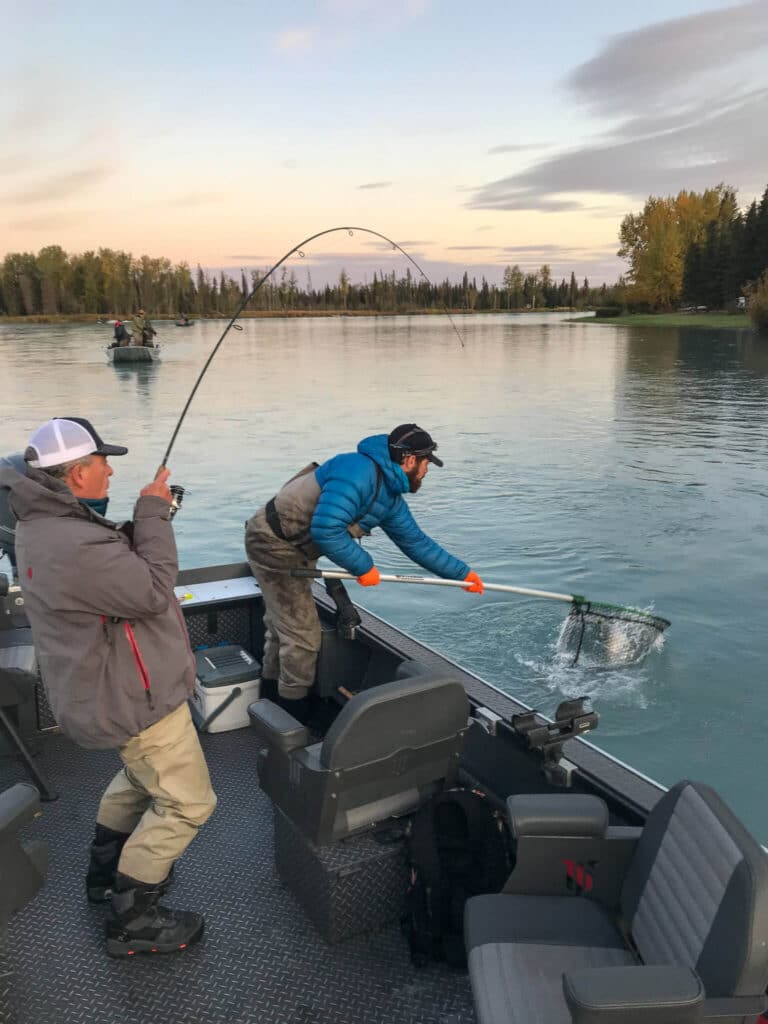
463,570,484,594
357,566,381,587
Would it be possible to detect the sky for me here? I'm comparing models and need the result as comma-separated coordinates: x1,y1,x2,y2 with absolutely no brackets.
3,0,768,287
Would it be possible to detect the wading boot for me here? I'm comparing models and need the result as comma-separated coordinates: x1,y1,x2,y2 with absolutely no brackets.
86,826,175,903
106,872,204,957
274,693,314,727
259,677,279,702
86,825,130,903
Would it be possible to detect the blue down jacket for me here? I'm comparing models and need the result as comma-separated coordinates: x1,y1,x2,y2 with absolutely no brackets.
311,434,469,580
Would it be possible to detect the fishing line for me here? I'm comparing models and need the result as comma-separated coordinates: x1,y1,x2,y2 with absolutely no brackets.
161,226,465,467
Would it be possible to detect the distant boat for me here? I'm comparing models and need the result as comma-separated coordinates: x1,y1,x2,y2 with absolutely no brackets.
105,345,160,364
174,319,194,327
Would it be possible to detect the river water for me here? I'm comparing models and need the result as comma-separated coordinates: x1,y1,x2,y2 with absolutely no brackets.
1,315,767,836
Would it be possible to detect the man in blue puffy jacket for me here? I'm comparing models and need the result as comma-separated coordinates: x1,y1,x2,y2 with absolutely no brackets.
245,424,483,721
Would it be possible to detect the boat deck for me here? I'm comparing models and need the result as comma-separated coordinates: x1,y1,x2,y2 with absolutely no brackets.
0,569,667,1023
0,726,476,1024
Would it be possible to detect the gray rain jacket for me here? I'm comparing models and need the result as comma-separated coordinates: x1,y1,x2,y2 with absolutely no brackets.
0,463,195,749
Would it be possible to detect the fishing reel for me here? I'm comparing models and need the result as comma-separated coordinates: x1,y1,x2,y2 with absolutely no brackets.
169,485,186,519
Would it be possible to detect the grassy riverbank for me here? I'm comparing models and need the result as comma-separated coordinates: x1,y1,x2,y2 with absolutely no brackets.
570,312,752,329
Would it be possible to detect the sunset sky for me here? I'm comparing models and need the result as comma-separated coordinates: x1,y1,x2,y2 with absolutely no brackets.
4,0,767,287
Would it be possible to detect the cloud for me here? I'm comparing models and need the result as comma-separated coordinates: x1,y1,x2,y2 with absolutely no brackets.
274,28,315,53
231,255,268,261
357,181,393,190
0,154,31,176
7,213,84,232
6,165,112,205
324,0,430,27
157,192,226,208
487,143,549,155
273,0,430,54
567,0,768,116
447,245,500,252
469,1,768,213
221,249,623,289
500,244,617,260
325,0,430,16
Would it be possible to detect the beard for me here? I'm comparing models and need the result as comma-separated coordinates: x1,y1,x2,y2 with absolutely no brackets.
406,466,423,493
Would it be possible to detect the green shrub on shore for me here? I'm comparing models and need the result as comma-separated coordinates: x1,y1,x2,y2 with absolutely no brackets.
595,306,622,318
745,272,768,330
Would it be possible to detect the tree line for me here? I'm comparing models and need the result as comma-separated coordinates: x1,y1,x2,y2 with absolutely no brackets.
5,179,767,321
0,244,622,318
618,182,768,312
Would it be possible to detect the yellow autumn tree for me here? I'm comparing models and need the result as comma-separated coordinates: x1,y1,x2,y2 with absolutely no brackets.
618,186,735,309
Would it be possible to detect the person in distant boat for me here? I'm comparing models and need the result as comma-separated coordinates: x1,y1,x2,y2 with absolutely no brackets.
177,312,190,325
0,418,216,957
245,424,484,724
111,320,131,348
132,309,157,347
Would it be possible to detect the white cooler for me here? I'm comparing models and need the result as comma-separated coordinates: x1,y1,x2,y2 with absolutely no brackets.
190,645,261,733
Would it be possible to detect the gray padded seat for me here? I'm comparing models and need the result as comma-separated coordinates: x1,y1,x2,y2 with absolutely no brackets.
466,780,768,1024
250,673,469,845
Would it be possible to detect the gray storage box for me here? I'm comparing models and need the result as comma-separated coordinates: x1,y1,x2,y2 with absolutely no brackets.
273,807,408,943
191,645,261,733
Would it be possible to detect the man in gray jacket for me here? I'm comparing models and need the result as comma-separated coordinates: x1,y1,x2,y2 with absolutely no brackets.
0,417,216,957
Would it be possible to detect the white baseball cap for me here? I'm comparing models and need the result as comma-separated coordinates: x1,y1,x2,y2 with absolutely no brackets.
26,418,129,469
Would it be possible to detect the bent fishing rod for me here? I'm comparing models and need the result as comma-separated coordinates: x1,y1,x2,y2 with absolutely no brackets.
160,226,466,472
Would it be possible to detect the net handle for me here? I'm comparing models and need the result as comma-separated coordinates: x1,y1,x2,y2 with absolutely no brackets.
289,568,575,603
290,569,670,631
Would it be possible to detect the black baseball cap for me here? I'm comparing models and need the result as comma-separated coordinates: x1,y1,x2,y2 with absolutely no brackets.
388,424,444,467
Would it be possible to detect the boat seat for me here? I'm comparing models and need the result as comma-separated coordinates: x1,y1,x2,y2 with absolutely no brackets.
0,782,47,928
465,780,768,1024
249,673,469,846
0,627,58,801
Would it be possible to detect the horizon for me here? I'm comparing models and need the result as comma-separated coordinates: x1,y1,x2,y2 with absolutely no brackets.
4,1,767,288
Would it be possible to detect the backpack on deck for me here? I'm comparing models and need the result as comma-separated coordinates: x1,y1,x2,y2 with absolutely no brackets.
403,788,512,968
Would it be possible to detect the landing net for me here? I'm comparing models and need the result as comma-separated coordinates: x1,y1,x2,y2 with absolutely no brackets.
557,602,669,668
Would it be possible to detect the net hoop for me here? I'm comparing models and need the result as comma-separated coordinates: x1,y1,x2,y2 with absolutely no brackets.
574,601,670,633
563,601,669,667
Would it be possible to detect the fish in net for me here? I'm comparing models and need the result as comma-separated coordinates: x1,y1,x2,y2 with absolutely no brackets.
557,602,669,668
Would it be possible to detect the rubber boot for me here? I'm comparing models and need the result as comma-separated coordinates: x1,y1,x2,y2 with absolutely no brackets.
106,872,204,957
259,677,279,702
86,826,175,904
86,825,129,903
274,693,314,728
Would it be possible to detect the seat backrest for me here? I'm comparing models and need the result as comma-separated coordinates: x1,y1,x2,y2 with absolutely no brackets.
257,673,469,845
0,782,47,927
621,779,768,998
320,674,469,770
0,629,38,706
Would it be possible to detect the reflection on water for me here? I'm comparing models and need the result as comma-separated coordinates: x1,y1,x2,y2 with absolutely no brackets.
1,316,768,837
111,363,160,398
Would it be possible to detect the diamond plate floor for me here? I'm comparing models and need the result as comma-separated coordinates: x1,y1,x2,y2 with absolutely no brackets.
0,729,476,1024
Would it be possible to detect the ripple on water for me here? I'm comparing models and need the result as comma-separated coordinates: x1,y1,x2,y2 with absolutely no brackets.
405,598,667,736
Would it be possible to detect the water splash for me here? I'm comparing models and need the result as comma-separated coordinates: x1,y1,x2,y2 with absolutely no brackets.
556,609,666,669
